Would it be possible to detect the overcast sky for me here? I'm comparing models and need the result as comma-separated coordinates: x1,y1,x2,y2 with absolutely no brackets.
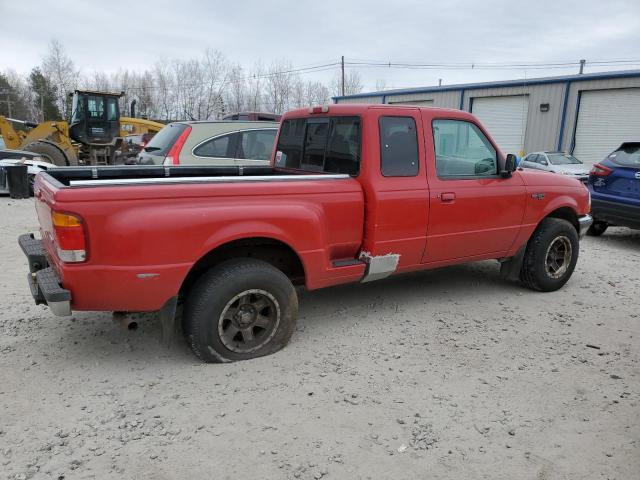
1,0,639,92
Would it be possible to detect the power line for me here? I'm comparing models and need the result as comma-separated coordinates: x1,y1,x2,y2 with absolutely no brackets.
343,58,640,71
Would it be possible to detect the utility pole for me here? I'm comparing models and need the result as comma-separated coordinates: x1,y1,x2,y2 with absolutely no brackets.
438,78,442,86
341,56,345,96
579,59,586,74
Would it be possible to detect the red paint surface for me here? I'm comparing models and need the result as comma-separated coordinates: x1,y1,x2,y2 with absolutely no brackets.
33,104,590,312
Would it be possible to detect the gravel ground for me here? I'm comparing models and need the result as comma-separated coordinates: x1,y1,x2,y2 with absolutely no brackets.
1,197,638,480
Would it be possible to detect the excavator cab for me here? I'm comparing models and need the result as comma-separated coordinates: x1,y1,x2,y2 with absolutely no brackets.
69,90,123,145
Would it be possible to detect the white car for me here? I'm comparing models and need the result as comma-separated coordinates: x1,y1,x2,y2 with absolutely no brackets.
521,151,590,182
0,150,53,195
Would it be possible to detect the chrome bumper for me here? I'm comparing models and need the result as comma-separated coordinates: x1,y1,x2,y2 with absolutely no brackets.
578,214,593,238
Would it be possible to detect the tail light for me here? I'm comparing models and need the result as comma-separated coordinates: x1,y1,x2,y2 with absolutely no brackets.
51,211,86,263
590,163,612,177
163,126,192,165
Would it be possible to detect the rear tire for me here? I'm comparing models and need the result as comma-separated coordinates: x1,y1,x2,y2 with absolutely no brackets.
22,141,69,166
183,259,298,363
520,218,579,292
587,220,608,236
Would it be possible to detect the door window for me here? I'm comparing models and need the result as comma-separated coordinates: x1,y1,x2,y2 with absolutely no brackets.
237,129,277,160
379,116,419,177
433,119,497,178
193,133,236,158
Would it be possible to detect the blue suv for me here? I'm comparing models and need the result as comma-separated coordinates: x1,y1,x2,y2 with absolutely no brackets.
587,142,640,236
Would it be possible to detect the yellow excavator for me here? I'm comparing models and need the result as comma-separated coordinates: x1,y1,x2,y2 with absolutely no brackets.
0,90,164,166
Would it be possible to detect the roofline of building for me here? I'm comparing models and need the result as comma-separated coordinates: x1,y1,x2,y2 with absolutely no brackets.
332,69,640,101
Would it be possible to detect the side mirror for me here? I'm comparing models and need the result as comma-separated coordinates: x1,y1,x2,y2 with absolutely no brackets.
501,154,517,178
540,159,548,166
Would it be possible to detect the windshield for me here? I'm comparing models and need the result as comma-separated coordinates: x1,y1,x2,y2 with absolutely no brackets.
609,143,640,167
548,153,581,165
143,123,187,155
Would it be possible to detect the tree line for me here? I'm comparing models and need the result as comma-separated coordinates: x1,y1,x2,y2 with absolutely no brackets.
0,40,364,124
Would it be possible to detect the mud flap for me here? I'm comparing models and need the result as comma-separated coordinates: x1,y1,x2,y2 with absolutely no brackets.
499,246,526,282
159,296,178,347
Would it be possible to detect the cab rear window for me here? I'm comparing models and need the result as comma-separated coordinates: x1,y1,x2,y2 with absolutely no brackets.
275,117,361,175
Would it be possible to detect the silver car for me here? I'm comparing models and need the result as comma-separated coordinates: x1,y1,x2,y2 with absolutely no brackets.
137,121,278,166
521,151,590,182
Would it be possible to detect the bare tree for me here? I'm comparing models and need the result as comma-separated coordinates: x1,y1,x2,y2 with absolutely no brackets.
264,61,295,114
201,49,229,119
225,64,246,114
41,39,79,119
245,63,265,112
332,69,363,97
152,60,173,121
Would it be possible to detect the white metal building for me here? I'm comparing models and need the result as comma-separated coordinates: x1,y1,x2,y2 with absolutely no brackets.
334,70,640,165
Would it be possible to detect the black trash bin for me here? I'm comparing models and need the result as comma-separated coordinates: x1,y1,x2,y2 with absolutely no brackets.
6,164,30,199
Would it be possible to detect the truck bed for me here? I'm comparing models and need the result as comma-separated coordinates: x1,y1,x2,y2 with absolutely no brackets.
33,165,365,311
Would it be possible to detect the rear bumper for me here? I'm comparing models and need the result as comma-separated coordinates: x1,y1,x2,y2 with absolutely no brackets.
19,233,71,316
578,214,593,238
591,198,640,230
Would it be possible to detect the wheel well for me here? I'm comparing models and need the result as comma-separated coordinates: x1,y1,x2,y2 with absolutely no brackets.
546,207,579,233
180,237,305,296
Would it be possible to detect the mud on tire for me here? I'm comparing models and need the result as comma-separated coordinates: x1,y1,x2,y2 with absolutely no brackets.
520,218,579,292
183,259,298,363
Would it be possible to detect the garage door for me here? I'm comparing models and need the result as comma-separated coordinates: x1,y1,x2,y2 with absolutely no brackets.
471,95,529,156
573,88,640,165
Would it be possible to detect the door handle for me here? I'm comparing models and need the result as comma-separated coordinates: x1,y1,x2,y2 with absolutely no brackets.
439,192,456,202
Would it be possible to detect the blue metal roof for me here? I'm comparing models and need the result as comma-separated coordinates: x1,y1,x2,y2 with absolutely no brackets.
333,69,640,101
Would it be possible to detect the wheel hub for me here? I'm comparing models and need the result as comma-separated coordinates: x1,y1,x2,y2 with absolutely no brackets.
218,289,281,354
234,305,257,327
544,235,572,279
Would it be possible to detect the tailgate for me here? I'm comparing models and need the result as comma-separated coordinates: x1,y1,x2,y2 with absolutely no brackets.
34,174,60,265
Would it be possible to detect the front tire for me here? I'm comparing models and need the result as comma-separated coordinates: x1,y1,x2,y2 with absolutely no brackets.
520,218,579,292
183,259,298,363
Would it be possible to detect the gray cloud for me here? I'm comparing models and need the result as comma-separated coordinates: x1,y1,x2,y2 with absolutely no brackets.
1,0,639,91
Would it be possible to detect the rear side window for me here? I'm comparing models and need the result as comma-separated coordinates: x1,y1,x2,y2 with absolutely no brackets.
238,129,277,160
608,143,640,167
144,123,188,156
379,117,419,177
275,116,360,175
194,133,236,158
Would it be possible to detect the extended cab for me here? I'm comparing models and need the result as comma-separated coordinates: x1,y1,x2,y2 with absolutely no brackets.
20,105,592,362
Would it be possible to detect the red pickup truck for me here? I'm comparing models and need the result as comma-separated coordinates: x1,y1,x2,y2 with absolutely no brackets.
20,104,592,362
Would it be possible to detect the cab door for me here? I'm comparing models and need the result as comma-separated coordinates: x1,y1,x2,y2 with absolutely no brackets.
422,117,526,263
